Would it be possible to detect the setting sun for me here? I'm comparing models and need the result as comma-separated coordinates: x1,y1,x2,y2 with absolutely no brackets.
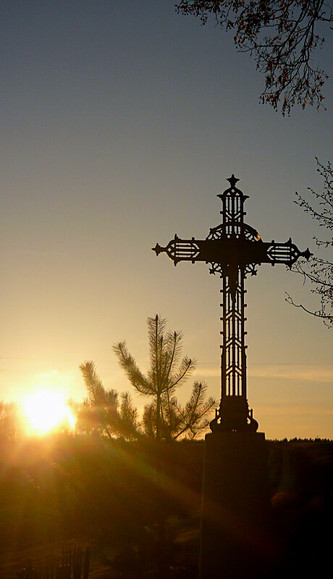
22,389,76,435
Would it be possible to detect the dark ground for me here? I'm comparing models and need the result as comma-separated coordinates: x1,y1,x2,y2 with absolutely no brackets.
0,436,332,578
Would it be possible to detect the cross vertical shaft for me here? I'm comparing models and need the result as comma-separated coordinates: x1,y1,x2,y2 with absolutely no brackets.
220,268,247,397
219,181,247,402
209,176,256,430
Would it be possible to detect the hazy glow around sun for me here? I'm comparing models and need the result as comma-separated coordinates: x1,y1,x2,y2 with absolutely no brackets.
22,389,76,435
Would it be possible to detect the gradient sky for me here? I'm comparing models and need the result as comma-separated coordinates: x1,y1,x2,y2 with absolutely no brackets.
1,0,332,439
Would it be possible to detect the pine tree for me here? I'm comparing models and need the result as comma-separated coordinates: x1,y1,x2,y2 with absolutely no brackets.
113,315,215,440
78,361,139,439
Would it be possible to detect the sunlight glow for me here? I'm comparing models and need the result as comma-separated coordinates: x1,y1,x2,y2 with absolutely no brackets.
22,389,76,435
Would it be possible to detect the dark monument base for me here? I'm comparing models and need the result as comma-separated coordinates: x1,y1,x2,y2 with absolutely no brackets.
199,431,273,579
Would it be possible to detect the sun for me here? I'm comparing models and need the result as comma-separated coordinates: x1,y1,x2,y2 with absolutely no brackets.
22,388,76,435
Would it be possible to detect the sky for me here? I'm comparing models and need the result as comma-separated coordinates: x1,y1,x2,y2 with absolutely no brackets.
1,0,332,440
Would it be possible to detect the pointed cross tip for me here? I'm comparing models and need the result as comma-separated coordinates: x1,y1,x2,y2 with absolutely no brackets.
227,174,239,188
303,248,312,260
152,243,162,255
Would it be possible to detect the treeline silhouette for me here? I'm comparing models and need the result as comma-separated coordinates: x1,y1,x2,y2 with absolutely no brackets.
0,434,332,577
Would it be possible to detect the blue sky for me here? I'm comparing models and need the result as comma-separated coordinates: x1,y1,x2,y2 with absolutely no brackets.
1,0,332,438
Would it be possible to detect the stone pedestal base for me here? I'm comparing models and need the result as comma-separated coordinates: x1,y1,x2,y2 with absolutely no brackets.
199,431,272,579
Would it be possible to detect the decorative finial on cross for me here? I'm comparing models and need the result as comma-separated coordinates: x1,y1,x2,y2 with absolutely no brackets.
227,174,239,189
153,176,311,433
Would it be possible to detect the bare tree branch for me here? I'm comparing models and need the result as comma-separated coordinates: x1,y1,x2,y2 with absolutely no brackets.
288,159,333,326
175,1,332,114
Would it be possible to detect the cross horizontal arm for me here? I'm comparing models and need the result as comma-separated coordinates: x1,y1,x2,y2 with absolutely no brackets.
153,236,201,264
265,238,312,266
152,235,311,270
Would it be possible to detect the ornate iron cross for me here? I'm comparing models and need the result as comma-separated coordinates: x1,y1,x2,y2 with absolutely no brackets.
153,176,311,433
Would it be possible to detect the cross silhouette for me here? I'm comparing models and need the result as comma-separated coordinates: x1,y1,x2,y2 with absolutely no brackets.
153,176,311,432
